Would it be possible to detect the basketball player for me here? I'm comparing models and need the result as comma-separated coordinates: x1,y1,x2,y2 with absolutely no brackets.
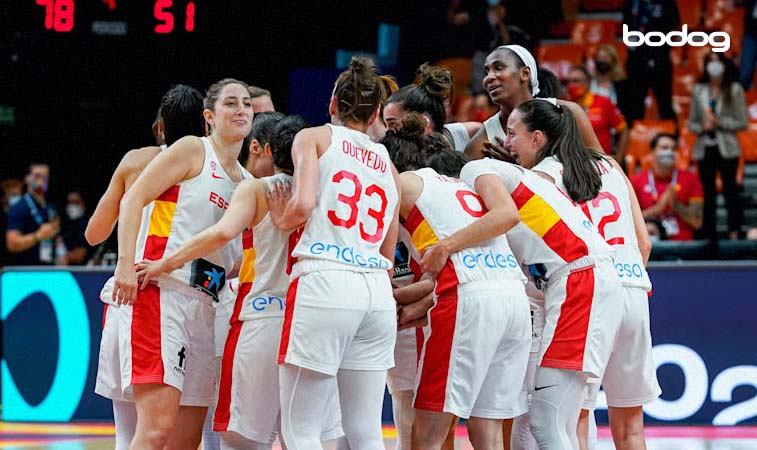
113,78,252,450
428,153,626,450
382,114,531,450
87,84,205,450
266,56,399,450
382,63,481,152
136,115,345,449
511,99,660,450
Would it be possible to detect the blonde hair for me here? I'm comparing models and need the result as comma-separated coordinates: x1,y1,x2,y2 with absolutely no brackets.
595,44,625,82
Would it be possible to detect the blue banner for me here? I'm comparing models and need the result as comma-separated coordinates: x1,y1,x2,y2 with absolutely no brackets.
2,263,757,424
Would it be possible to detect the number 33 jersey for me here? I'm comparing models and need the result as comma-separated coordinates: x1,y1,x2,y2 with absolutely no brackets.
292,124,399,275
533,156,651,291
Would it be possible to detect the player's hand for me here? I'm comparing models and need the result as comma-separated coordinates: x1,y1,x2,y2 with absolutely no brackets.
136,259,166,290
113,261,138,306
266,179,292,230
398,291,434,325
482,136,516,163
398,316,428,331
420,243,450,280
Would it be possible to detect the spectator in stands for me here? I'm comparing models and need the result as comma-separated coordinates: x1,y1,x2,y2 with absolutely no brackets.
740,0,757,90
5,163,60,265
248,86,275,113
631,133,704,241
622,0,679,124
1,179,24,266
61,191,92,265
689,51,747,240
566,66,629,161
590,44,634,123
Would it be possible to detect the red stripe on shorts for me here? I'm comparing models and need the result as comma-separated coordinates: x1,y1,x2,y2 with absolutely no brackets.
214,282,250,430
414,265,459,412
541,267,595,371
278,277,300,365
102,304,109,329
131,284,164,384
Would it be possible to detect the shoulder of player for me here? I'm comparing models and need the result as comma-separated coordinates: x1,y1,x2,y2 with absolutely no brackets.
236,177,268,196
120,146,161,172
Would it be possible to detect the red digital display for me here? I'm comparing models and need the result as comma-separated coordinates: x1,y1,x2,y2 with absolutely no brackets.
34,0,196,34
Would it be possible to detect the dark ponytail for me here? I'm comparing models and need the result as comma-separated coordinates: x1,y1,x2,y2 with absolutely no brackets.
334,56,387,124
516,100,604,203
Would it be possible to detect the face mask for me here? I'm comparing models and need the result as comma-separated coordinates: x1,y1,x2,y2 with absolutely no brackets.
706,61,725,78
66,204,84,221
567,84,587,101
8,195,21,207
656,148,676,167
29,177,48,194
594,61,612,75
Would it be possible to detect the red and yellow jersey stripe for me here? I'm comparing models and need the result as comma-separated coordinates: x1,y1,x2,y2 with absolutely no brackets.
511,183,589,263
403,206,440,253
143,185,180,261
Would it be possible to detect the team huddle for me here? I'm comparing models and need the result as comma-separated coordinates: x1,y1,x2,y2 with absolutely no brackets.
90,45,660,450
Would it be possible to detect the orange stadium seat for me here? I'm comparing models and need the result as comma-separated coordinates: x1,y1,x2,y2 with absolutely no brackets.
434,57,472,98
677,0,703,28
581,0,624,11
570,19,620,46
537,44,586,80
625,120,677,175
673,95,692,127
673,65,699,96
738,123,757,163
745,91,757,123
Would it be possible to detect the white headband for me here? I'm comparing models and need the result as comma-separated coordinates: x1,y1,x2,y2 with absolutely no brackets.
499,45,540,97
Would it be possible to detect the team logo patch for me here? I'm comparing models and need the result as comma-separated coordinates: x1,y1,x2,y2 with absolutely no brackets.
189,258,226,301
393,242,411,279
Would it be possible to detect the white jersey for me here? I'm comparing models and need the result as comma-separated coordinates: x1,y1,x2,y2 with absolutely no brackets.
236,174,296,320
292,124,399,275
533,156,651,290
460,159,613,279
403,168,526,287
145,137,249,300
483,113,506,142
443,123,471,153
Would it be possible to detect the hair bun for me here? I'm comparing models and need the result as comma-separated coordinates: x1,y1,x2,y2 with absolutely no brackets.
349,56,376,79
416,63,453,101
398,113,426,141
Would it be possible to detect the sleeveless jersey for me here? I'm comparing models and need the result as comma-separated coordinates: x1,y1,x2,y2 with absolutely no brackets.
533,156,651,290
460,159,613,279
146,137,248,300
443,122,470,153
236,174,297,320
402,168,526,289
133,145,167,264
483,99,558,142
292,124,399,275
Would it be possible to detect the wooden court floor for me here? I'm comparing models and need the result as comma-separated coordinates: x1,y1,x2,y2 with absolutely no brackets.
3,423,757,449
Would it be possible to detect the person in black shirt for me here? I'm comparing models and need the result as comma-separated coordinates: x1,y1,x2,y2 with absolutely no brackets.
5,163,60,265
622,0,680,125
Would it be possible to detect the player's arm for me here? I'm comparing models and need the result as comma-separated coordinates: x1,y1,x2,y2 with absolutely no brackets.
420,174,519,278
114,136,204,305
268,127,323,231
463,125,489,160
394,278,434,306
137,178,265,287
379,163,402,270
610,159,652,264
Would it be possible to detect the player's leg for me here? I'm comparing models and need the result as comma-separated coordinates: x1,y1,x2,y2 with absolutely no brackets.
391,389,415,450
166,405,208,450
412,410,457,450
337,369,389,450
529,367,589,450
279,364,334,450
113,400,137,450
129,383,181,450
608,406,646,450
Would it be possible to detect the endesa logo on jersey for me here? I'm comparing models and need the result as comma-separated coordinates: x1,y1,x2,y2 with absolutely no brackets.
310,241,390,269
247,295,285,313
461,249,518,270
614,261,645,279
